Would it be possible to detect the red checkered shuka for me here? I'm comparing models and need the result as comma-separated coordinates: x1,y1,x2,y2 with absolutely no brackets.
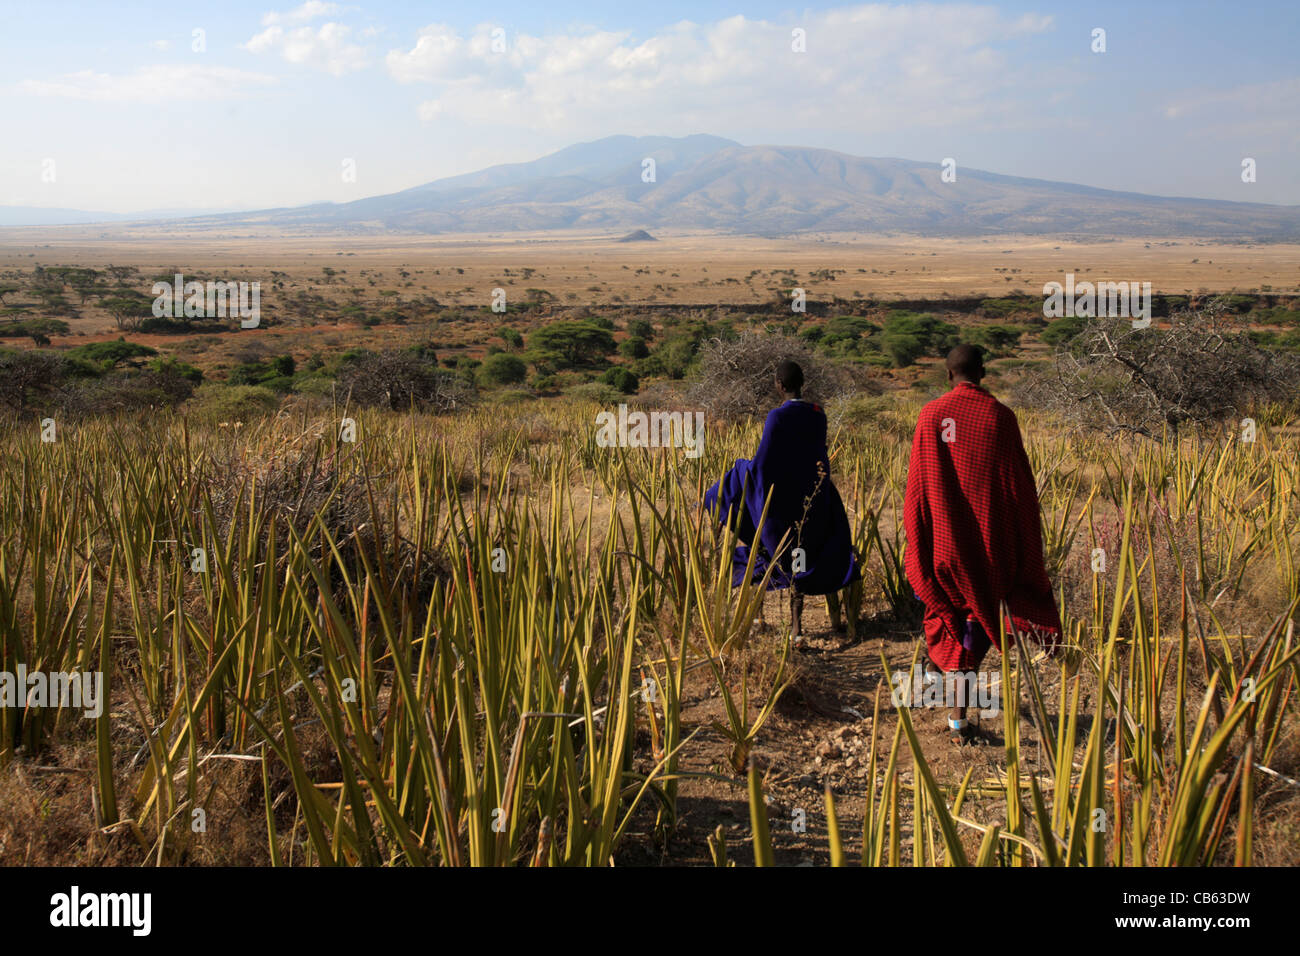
903,382,1062,672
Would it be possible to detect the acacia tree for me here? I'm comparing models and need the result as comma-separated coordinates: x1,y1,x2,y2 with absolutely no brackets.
70,270,104,305
36,287,72,317
23,317,69,345
529,320,615,367
102,292,152,332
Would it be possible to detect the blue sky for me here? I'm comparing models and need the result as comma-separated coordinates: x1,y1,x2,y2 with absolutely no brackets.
1,0,1296,213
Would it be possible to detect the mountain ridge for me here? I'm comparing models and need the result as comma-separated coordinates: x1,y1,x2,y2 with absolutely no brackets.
11,135,1298,238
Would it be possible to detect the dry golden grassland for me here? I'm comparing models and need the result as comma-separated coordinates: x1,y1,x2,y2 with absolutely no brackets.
3,232,1298,318
0,394,1296,866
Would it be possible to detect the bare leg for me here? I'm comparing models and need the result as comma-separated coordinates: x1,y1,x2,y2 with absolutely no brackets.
827,590,843,630
947,670,973,744
846,579,862,642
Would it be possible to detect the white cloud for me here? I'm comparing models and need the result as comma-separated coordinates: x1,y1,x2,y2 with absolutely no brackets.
245,20,369,74
17,65,276,102
150,39,171,51
1009,13,1054,34
261,2,343,27
385,5,1055,133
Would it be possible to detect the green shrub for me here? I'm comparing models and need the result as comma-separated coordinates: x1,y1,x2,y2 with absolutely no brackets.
652,336,700,379
522,347,564,377
626,319,654,341
480,352,528,385
567,381,624,405
188,384,281,423
1042,315,1088,347
602,366,639,394
619,337,649,359
229,355,295,391
66,339,157,369
880,311,958,367
149,356,203,385
969,324,1023,356
486,387,536,406
136,316,223,334
0,317,70,344
293,375,337,398
1257,305,1300,326
979,297,1034,318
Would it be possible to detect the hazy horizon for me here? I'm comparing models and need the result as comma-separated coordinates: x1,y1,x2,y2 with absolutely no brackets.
6,131,1300,226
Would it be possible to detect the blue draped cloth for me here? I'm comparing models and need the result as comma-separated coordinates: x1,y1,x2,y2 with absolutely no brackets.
703,399,860,595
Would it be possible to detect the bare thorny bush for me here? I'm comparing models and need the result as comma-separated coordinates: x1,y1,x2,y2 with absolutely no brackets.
335,349,475,413
688,329,864,422
200,421,371,544
1018,300,1300,437
198,421,449,615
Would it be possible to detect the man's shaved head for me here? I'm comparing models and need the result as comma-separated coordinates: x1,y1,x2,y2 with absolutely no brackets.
776,360,804,395
946,344,985,383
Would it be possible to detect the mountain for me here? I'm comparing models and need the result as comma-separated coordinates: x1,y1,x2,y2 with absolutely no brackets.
0,206,132,226
39,135,1300,239
0,205,251,226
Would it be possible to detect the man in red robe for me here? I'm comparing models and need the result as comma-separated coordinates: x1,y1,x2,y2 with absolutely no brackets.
904,345,1062,743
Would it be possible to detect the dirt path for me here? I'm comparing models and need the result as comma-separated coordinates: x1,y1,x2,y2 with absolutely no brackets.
618,588,1035,866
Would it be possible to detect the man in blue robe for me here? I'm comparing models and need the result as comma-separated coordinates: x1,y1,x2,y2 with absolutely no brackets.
703,361,862,640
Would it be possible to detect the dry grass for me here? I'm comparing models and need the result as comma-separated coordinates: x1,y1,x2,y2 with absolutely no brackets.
0,389,1295,866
